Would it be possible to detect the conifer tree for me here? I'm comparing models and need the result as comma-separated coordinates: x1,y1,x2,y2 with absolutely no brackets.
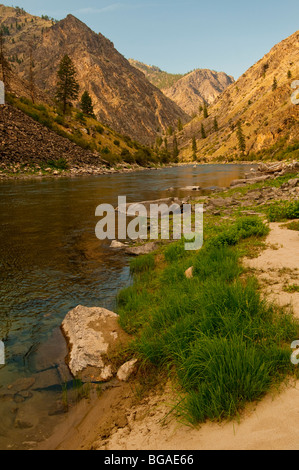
214,117,219,132
236,121,246,154
272,76,278,91
177,118,183,132
192,136,197,153
80,91,95,118
173,135,179,160
201,124,206,139
203,104,209,119
56,55,79,115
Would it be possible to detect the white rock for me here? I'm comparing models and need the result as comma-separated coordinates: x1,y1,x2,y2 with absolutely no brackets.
117,359,138,382
62,305,127,382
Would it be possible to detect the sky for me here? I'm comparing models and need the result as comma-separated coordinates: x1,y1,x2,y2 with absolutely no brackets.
7,0,299,79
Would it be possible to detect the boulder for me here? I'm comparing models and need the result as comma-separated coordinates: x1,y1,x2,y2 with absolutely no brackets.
62,306,129,382
281,178,299,189
110,240,126,249
180,186,202,191
117,359,138,382
125,242,158,256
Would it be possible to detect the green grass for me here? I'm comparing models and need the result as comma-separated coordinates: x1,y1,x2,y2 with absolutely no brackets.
117,216,298,424
284,284,299,293
268,201,299,222
285,221,299,231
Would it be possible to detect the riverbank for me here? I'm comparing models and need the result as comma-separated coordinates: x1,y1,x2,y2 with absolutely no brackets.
0,159,295,181
37,170,299,451
92,222,299,451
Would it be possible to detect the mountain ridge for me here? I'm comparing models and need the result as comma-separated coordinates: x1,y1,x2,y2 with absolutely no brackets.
129,59,234,114
175,30,299,161
0,5,189,144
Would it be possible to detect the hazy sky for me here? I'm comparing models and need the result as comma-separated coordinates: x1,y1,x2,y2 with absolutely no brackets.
7,0,299,79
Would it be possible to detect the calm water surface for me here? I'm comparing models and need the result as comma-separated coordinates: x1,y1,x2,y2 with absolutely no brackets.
0,164,251,448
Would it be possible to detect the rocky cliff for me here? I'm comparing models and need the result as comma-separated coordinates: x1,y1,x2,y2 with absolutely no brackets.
0,5,189,144
177,30,299,160
163,69,234,115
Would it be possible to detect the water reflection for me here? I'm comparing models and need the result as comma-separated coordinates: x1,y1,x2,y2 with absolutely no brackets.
0,164,251,448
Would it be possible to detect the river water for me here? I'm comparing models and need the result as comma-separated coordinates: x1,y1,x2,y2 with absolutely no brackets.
0,164,251,449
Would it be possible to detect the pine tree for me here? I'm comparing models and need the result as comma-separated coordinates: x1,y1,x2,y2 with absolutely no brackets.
201,124,206,139
173,135,179,160
55,55,79,115
167,125,173,136
192,136,197,153
177,118,183,132
236,121,246,154
287,70,292,79
80,91,95,118
214,117,219,132
272,76,278,91
203,104,209,119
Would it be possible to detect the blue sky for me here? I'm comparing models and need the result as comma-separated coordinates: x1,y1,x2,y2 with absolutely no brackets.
7,0,299,79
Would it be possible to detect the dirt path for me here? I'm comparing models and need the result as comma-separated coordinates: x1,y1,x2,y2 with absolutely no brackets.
91,222,299,451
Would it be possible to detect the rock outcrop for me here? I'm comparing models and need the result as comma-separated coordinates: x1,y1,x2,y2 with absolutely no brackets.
61,306,129,382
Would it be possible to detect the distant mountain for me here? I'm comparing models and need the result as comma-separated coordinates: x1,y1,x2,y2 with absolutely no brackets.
163,69,234,115
129,60,234,115
128,59,186,90
176,30,299,161
0,5,189,144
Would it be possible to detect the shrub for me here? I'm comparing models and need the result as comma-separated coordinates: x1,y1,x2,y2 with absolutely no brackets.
47,158,69,170
268,201,299,222
95,125,104,135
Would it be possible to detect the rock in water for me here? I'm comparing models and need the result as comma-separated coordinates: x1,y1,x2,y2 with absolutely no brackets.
61,306,128,382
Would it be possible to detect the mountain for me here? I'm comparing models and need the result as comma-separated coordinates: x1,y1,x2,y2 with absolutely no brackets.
163,69,234,115
176,30,299,161
129,60,234,115
128,60,185,90
0,5,189,144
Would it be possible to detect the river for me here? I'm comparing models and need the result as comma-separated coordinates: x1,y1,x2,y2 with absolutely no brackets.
0,164,251,449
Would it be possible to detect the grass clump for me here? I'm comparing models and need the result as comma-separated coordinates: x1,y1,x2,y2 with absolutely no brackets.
117,217,298,424
285,221,299,231
209,216,269,248
268,201,299,222
130,254,156,274
284,284,299,293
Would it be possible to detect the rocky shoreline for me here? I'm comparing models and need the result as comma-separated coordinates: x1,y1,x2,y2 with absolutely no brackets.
0,159,293,181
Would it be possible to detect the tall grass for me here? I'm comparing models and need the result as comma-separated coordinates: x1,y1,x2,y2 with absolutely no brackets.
117,217,298,423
